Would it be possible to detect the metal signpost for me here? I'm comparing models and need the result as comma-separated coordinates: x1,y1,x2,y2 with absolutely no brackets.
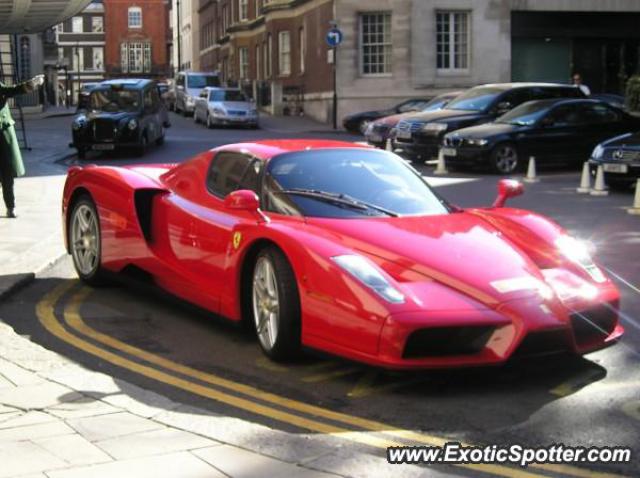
326,26,342,129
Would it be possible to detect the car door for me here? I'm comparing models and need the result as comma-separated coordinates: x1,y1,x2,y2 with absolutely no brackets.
519,104,582,164
189,152,263,305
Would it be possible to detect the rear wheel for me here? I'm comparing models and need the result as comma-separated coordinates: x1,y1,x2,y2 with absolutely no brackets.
69,196,107,286
490,143,520,175
251,247,301,361
206,113,215,129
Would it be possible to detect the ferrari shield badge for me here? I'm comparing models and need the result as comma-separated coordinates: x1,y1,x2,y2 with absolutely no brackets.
232,231,242,250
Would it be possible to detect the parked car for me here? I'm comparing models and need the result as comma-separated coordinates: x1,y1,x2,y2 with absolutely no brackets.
590,93,626,110
71,79,167,159
174,71,221,116
62,140,622,368
76,82,100,111
589,131,640,189
365,91,463,148
394,83,585,160
440,99,640,174
342,98,431,134
193,87,259,128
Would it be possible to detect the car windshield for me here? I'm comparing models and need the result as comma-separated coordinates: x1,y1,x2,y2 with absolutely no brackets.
496,102,550,126
446,87,504,112
187,74,220,88
210,90,248,102
264,149,450,218
89,88,141,112
422,96,453,112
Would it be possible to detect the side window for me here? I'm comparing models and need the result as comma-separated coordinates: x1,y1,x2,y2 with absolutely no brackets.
546,105,580,127
580,103,621,124
150,87,160,110
500,89,531,108
176,74,184,87
143,88,153,110
206,153,260,197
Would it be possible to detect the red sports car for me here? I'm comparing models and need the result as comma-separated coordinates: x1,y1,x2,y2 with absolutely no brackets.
62,140,622,369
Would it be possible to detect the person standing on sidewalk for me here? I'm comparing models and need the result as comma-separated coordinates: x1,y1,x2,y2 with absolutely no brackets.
0,74,45,218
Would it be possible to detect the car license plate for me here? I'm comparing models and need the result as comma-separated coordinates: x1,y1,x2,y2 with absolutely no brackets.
603,163,628,174
397,130,412,140
441,147,457,157
92,144,115,151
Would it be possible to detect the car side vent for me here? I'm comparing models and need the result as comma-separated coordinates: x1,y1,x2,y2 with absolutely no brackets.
402,326,495,359
134,189,164,242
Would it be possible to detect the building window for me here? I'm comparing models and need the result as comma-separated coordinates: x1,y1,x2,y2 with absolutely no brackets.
72,16,83,33
92,16,103,32
239,47,249,79
128,7,142,29
360,12,392,75
121,42,151,73
93,47,104,71
19,37,30,80
278,31,290,76
239,0,248,21
436,11,469,71
299,27,305,74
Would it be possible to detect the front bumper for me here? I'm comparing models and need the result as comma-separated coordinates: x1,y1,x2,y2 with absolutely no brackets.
589,158,640,184
394,132,443,158
210,114,258,127
441,145,491,167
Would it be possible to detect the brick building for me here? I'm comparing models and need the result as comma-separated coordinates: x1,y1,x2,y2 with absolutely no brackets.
103,0,171,79
198,0,334,119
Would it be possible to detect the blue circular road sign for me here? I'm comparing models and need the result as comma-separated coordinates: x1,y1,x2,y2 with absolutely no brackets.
326,28,343,47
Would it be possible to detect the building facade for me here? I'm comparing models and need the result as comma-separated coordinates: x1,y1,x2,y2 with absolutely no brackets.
103,0,170,79
52,0,106,106
172,0,201,72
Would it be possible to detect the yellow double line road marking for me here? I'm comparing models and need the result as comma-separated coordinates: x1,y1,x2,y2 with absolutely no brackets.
36,282,627,478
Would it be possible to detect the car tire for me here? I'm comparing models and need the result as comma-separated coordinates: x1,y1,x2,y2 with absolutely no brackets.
68,195,108,286
490,143,520,175
251,246,301,361
206,114,214,129
136,134,148,157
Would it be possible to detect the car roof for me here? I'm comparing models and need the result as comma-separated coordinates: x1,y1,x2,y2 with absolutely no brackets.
203,86,241,92
472,82,580,91
519,98,607,108
98,78,153,89
215,140,372,160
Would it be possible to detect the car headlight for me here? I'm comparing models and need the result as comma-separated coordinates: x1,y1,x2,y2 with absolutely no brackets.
212,107,226,116
466,138,489,147
185,95,195,104
555,236,606,283
72,120,84,131
422,122,448,133
127,118,138,130
591,144,605,160
333,255,405,304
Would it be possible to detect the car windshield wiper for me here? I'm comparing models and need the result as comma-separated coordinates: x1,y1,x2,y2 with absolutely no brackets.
276,188,399,217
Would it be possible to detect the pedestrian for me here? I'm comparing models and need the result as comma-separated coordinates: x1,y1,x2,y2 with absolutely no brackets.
572,73,591,96
0,74,45,218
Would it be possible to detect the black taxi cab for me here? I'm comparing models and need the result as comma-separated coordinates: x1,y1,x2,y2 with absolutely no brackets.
71,79,168,158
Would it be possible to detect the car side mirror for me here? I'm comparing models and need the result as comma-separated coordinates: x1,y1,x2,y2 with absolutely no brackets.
492,179,524,208
496,101,512,115
224,190,270,223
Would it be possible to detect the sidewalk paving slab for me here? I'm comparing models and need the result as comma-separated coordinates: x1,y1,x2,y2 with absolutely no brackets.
66,411,165,443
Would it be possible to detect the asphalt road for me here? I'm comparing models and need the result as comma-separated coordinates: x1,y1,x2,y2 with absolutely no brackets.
3,111,639,478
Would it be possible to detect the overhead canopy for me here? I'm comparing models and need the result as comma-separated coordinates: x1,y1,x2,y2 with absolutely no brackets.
0,0,93,33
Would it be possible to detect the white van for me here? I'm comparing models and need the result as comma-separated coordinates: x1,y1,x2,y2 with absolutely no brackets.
174,71,221,115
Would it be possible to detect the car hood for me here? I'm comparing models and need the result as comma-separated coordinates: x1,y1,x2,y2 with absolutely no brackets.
405,108,486,123
601,131,640,149
307,213,545,307
215,101,253,111
373,112,417,127
448,122,520,139
83,111,137,122
346,109,393,121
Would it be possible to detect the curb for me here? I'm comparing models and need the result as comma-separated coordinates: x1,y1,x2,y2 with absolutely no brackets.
0,273,35,302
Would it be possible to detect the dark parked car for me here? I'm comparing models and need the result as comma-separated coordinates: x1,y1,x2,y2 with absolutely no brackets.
342,98,431,134
394,83,585,160
441,99,640,174
589,131,640,189
364,91,463,148
71,79,168,159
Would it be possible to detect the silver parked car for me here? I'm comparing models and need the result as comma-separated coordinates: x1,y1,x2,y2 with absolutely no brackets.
174,71,221,116
193,87,259,128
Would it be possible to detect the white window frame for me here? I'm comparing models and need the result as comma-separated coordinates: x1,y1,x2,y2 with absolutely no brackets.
436,11,470,74
128,7,142,29
92,47,104,71
72,16,83,33
91,16,103,32
239,0,249,21
278,30,291,76
121,42,151,73
299,26,305,74
359,12,392,77
239,47,249,79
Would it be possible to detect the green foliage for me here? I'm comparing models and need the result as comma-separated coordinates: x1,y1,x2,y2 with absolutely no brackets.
625,76,640,112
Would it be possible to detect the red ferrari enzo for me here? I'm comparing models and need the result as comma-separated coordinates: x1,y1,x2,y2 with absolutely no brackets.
62,140,623,369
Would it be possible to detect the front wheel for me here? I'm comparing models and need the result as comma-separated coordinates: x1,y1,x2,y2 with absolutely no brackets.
251,247,301,361
136,134,148,157
490,143,520,174
69,196,107,286
206,113,215,129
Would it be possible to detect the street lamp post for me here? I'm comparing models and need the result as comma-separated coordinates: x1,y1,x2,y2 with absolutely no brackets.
176,0,182,73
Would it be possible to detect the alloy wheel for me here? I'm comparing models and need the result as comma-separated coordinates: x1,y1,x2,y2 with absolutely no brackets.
494,145,518,174
71,203,100,277
252,256,280,351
